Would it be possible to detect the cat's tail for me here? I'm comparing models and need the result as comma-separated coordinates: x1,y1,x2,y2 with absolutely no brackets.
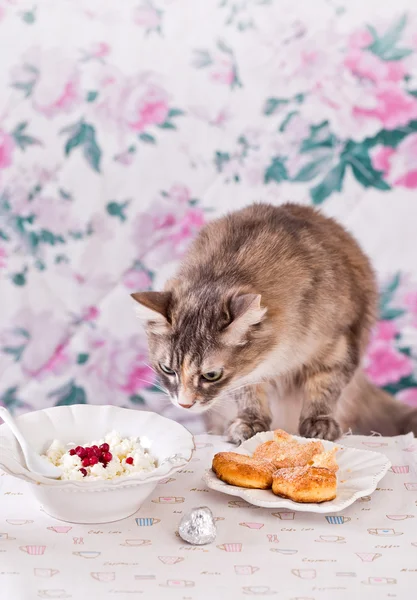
338,370,417,437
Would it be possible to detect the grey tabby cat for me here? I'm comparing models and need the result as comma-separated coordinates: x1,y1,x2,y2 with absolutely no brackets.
132,203,417,443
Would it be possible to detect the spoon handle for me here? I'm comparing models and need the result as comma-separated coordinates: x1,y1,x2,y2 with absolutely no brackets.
0,406,31,454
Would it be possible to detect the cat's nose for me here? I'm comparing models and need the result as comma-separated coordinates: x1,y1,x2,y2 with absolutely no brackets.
178,400,196,409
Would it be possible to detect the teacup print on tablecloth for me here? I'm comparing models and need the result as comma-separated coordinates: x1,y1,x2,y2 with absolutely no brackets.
6,519,34,525
272,510,295,520
315,535,346,543
270,549,298,555
158,556,184,565
0,533,15,541
47,526,72,534
242,586,278,595
291,569,316,580
90,572,115,582
160,580,195,588
217,543,242,552
362,577,397,585
34,569,59,578
325,516,351,524
390,466,409,474
355,553,381,562
368,528,403,536
120,539,152,547
135,518,160,526
234,565,259,575
73,551,101,559
21,545,46,555
152,496,184,504
239,522,264,529
37,591,71,599
386,514,414,520
404,482,417,491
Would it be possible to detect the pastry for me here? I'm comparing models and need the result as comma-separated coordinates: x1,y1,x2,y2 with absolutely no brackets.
309,448,339,473
253,440,324,469
272,466,337,503
212,452,276,489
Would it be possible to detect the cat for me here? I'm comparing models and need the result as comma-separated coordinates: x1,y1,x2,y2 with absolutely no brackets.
131,203,417,443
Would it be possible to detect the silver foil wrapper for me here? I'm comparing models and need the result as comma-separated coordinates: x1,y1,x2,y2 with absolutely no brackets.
178,506,217,545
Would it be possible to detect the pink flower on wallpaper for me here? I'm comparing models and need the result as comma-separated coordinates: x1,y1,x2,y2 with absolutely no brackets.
353,85,417,129
210,58,235,86
2,309,71,379
348,29,374,49
89,42,110,58
133,4,162,29
11,48,81,118
0,130,14,169
0,246,7,269
373,320,398,342
84,333,156,398
82,306,100,321
345,48,406,84
365,339,413,386
95,68,171,133
123,269,153,290
371,133,417,189
31,195,82,235
397,388,417,408
131,187,204,270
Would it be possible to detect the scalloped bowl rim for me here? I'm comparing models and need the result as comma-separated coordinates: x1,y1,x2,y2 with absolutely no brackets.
0,405,195,490
203,431,391,512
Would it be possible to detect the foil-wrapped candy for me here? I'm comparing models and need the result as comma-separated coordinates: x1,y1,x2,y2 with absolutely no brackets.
178,506,217,545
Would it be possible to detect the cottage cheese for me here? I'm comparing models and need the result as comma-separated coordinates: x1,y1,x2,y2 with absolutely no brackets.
44,430,157,481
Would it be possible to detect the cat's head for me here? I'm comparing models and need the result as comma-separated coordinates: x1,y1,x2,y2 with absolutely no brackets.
131,287,270,413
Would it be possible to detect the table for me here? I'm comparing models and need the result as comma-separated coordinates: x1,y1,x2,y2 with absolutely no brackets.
1,433,417,600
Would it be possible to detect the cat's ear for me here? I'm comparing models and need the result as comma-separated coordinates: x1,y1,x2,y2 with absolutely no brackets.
131,291,171,334
223,294,266,345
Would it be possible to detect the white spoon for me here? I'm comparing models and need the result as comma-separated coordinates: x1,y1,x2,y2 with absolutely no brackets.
0,407,62,479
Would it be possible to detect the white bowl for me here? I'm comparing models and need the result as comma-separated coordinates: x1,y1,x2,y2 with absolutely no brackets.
0,405,194,523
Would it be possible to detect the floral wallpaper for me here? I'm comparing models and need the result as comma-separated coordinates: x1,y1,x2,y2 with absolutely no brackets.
0,0,416,431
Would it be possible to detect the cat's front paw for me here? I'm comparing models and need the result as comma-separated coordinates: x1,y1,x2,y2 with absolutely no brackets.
226,418,269,445
299,415,341,441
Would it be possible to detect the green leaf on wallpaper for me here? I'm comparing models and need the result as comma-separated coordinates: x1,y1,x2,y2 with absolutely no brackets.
86,90,99,102
366,14,412,61
168,108,185,118
11,271,27,286
157,121,176,130
63,121,101,172
0,387,24,412
300,121,337,153
139,132,156,144
130,394,146,405
11,81,35,97
366,120,417,149
0,229,9,241
106,201,129,222
11,121,41,150
379,272,401,315
2,345,25,361
214,151,231,172
341,140,390,191
21,9,36,24
292,155,333,182
383,375,417,396
279,110,298,132
49,380,87,406
77,353,89,365
263,97,289,116
310,162,346,205
264,157,288,184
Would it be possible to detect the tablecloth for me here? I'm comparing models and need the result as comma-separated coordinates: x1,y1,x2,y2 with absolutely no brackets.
1,433,417,600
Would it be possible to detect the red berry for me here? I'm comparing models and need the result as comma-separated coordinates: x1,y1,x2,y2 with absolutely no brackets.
82,458,90,467
80,468,87,477
103,452,112,463
69,449,76,456
92,445,100,456
89,456,99,465
100,443,110,452
86,447,95,458
125,457,134,465
76,447,87,458
75,446,82,452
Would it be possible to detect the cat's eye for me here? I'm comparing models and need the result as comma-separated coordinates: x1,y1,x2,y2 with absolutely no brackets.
159,363,176,376
201,370,223,382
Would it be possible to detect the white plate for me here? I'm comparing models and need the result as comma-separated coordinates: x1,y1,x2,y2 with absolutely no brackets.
203,431,391,513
